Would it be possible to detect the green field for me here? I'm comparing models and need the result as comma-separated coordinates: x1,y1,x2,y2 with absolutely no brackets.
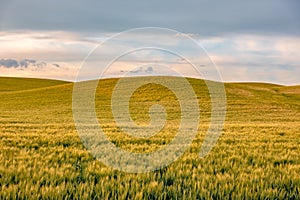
0,76,299,199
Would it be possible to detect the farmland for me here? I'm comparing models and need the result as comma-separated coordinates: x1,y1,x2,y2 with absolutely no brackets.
0,76,299,199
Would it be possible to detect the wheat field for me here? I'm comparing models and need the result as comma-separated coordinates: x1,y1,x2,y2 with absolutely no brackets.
0,76,299,199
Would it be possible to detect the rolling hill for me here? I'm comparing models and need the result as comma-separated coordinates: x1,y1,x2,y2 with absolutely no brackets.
0,76,69,92
0,76,299,199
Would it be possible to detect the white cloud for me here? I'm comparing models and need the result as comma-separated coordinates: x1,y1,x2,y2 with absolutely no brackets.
199,34,300,85
0,31,98,61
0,30,299,85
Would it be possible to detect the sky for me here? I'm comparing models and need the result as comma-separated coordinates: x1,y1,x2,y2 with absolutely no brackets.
0,0,299,85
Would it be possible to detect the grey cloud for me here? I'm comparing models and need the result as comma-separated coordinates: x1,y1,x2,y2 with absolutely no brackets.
20,59,37,68
145,67,153,73
34,62,46,68
24,59,36,64
121,66,155,74
129,68,142,74
0,58,52,69
131,66,154,74
1,0,299,36
0,59,19,68
19,60,28,68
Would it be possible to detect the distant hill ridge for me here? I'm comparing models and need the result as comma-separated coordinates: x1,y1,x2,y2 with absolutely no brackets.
0,77,70,92
0,76,299,97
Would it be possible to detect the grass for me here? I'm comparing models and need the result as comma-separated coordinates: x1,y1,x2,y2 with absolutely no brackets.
0,76,68,92
0,76,299,199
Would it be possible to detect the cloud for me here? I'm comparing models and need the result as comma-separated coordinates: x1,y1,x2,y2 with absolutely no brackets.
0,58,59,70
19,60,28,68
0,59,19,68
175,33,197,38
0,29,299,85
0,31,97,62
121,66,154,74
0,58,50,69
200,35,300,85
0,58,78,82
34,62,46,68
0,1,299,37
145,66,153,73
19,59,36,68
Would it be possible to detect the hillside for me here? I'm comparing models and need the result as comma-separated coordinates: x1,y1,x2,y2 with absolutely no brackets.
0,76,299,199
0,76,70,92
